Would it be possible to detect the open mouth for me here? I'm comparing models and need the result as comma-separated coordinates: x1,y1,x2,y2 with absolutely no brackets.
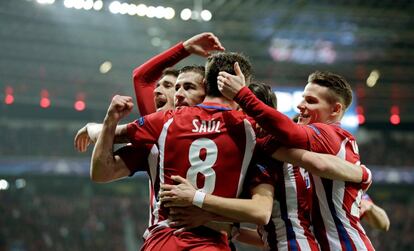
155,96,167,108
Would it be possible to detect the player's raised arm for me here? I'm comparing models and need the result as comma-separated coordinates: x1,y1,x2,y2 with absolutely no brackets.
218,62,308,148
90,95,132,182
272,147,372,183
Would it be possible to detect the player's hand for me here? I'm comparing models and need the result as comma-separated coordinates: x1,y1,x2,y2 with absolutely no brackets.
360,198,374,217
159,175,196,207
106,95,134,122
217,62,246,100
74,123,93,152
168,206,211,233
183,32,225,57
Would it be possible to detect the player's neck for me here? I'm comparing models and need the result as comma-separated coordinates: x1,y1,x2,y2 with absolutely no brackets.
203,96,238,109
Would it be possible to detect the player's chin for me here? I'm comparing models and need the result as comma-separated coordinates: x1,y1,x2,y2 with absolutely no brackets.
297,116,310,125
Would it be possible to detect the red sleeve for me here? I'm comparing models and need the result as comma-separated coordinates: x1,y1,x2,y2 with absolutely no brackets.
126,111,169,146
234,87,309,149
114,144,150,176
132,42,190,116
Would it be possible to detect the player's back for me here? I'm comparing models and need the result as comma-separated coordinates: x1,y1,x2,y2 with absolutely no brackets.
160,103,256,198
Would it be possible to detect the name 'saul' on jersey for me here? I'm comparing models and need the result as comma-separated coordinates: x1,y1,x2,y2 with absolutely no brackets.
192,119,221,133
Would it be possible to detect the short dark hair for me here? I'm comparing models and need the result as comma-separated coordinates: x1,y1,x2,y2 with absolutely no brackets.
162,68,179,78
308,71,353,109
179,65,205,77
205,52,253,97
248,82,277,109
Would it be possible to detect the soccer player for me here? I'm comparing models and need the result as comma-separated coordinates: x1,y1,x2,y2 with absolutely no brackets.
218,68,374,250
91,52,270,250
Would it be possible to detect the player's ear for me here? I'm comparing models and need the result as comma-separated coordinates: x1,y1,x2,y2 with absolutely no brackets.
331,102,343,117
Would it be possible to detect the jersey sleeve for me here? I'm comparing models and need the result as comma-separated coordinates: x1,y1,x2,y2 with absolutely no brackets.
234,87,309,149
126,111,169,146
114,144,150,176
132,42,190,116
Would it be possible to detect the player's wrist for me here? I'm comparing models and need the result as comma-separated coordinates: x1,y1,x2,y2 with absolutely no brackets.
192,190,206,208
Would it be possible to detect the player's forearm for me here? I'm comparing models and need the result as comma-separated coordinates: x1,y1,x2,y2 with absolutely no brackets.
274,147,363,182
90,117,119,182
88,123,129,144
202,194,272,225
234,87,308,148
364,204,390,231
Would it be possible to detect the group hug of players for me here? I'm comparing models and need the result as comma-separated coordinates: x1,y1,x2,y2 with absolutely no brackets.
75,32,389,251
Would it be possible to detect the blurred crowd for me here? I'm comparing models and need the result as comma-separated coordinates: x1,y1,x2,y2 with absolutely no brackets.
0,176,413,251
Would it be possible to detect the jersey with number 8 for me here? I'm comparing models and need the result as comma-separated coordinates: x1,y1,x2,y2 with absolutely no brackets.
127,102,259,223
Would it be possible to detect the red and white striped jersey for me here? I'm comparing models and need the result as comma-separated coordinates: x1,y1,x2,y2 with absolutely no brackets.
127,102,258,226
233,87,374,251
305,123,373,251
248,154,319,251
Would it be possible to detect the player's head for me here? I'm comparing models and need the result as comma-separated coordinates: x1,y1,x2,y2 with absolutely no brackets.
205,52,253,97
248,82,277,109
297,71,352,125
174,65,206,108
154,68,179,111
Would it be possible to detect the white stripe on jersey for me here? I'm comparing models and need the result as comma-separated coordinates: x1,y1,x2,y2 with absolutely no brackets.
157,118,174,184
236,119,256,197
313,138,368,250
148,145,159,226
284,164,312,250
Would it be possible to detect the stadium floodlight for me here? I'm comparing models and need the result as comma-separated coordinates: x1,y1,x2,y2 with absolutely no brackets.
136,4,147,16
63,0,74,8
99,61,112,74
109,1,121,14
146,6,156,18
154,6,165,19
200,9,212,21
93,0,103,10
164,7,175,20
73,0,83,10
83,0,94,10
127,4,137,15
36,0,55,4
180,8,192,21
0,179,9,191
119,2,129,15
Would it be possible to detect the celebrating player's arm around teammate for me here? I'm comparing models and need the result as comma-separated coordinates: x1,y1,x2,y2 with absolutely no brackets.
218,64,374,251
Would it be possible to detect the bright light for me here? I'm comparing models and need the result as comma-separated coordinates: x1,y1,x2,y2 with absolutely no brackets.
119,2,129,15
109,1,121,14
357,114,365,124
4,94,14,105
0,179,9,190
390,114,400,125
164,7,175,20
83,0,94,10
93,0,103,10
40,98,51,108
200,9,212,21
154,6,165,19
100,61,112,74
64,0,74,8
136,4,147,16
74,100,86,111
275,91,293,113
36,0,55,4
146,6,156,18
127,4,137,15
180,8,192,20
366,69,380,87
73,0,83,9
15,178,26,189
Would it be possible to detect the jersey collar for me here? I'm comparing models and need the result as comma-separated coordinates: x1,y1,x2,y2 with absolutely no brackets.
197,102,233,111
